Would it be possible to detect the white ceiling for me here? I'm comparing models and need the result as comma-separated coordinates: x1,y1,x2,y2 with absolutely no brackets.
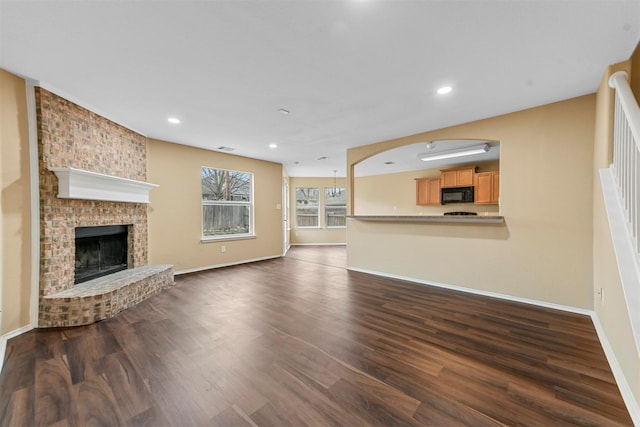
1,1,639,177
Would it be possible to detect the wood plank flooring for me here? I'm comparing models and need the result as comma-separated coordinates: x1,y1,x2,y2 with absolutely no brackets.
0,246,633,426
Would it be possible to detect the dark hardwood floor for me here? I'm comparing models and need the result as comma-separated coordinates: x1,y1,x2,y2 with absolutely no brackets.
0,245,633,426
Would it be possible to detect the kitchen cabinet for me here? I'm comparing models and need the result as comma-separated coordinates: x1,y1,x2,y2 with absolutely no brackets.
440,166,475,188
475,171,500,204
415,178,441,205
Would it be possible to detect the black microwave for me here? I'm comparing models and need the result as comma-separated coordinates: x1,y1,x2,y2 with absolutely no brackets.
441,186,474,204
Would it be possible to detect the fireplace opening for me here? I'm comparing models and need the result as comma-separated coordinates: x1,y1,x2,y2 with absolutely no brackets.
75,225,128,284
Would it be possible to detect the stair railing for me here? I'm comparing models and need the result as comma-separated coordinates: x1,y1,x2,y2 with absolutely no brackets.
609,71,640,260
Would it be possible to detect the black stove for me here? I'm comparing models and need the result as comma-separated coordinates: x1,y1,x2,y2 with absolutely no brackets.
443,211,478,216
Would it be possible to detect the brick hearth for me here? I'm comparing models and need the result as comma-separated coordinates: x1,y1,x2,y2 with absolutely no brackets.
41,265,174,327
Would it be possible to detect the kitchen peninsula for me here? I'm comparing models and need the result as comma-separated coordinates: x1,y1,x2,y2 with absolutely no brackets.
348,215,504,224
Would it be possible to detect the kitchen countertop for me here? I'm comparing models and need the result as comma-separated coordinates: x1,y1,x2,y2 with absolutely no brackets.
348,215,505,224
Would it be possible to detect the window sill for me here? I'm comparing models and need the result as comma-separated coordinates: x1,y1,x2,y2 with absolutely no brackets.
201,234,256,243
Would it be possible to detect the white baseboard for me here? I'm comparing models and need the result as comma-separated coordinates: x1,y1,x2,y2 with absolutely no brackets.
591,313,640,426
290,243,347,246
347,266,591,315
174,255,281,275
0,324,34,374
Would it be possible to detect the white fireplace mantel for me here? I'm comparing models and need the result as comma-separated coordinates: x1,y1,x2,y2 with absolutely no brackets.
49,167,159,204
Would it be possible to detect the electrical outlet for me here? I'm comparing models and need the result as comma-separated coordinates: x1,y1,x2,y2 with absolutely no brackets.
220,245,226,253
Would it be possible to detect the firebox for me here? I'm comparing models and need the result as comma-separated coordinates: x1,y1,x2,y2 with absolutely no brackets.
74,225,129,284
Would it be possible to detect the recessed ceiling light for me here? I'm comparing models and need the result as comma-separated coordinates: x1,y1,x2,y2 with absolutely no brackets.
278,108,290,115
269,143,278,149
384,161,395,165
437,86,452,95
168,117,181,124
317,156,328,160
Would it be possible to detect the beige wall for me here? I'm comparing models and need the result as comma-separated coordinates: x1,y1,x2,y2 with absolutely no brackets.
593,59,640,408
355,161,500,216
0,69,31,334
147,139,284,272
289,177,347,245
347,95,595,308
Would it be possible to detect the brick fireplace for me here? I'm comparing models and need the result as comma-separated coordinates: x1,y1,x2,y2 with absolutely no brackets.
37,88,173,327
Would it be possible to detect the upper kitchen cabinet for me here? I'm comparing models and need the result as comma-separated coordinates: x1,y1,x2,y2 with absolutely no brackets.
416,177,441,205
475,171,500,204
440,166,475,188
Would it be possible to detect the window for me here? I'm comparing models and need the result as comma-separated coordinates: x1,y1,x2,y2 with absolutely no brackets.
201,167,253,239
295,187,319,227
325,187,347,228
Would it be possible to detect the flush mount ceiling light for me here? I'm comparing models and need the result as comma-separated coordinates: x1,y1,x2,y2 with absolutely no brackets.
215,146,235,152
418,143,489,162
278,108,290,115
269,143,278,149
167,117,181,124
437,86,452,95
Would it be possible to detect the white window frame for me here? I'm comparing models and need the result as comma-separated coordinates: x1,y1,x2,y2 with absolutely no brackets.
295,187,320,228
324,187,347,229
201,167,255,241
